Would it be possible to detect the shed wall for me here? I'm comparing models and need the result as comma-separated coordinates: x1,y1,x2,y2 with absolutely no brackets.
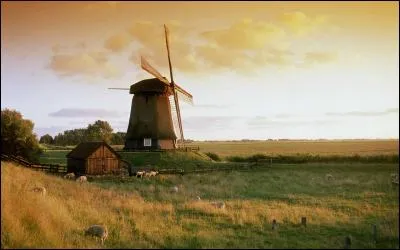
86,145,120,175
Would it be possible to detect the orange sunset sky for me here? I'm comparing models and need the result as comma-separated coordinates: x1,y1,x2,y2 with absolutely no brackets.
1,1,399,140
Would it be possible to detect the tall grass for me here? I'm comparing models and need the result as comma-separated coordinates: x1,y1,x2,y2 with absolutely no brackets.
225,153,399,164
2,161,399,249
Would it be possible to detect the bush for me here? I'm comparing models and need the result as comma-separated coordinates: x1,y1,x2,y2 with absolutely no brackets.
204,152,221,162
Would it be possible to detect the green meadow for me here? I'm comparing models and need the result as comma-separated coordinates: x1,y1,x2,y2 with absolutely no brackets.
1,160,399,249
2,140,399,248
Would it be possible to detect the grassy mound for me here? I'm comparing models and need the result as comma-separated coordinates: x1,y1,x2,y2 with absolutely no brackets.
119,151,213,169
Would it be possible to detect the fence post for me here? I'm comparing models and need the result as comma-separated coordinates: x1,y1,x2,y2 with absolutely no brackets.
301,217,307,227
272,219,277,230
372,224,377,244
344,236,351,249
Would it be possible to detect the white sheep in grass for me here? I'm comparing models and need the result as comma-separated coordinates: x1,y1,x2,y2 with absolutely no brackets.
85,225,108,245
146,170,159,177
391,173,399,185
76,176,87,183
32,186,47,196
325,174,334,181
171,186,179,193
136,171,145,178
211,201,225,209
64,172,75,180
196,196,201,201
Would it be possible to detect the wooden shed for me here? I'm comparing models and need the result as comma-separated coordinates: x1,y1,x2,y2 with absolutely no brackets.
66,141,121,175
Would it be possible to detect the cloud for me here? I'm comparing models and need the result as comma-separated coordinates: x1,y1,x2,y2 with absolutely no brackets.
247,116,335,129
49,108,124,118
193,104,230,109
279,11,328,36
195,43,251,71
325,108,399,117
193,19,294,72
51,44,66,54
183,116,241,131
124,18,337,75
75,42,87,50
51,42,86,54
303,52,337,66
104,33,131,52
127,21,199,73
48,51,121,79
84,1,120,10
200,19,287,51
274,113,295,118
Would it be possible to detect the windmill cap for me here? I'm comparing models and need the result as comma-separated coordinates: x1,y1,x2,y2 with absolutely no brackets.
130,78,172,95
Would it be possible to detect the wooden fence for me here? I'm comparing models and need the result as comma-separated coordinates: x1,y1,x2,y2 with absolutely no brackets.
2,154,269,177
139,162,270,176
116,145,200,153
1,154,67,174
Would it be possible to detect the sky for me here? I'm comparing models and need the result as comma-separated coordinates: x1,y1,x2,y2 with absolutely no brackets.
1,1,399,140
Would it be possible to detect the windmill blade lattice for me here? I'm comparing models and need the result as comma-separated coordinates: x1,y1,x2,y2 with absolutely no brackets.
169,95,183,142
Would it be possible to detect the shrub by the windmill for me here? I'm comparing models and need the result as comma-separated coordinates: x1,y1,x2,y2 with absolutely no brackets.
109,24,194,150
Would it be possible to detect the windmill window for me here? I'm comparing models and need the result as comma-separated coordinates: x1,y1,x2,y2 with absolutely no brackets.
144,138,152,147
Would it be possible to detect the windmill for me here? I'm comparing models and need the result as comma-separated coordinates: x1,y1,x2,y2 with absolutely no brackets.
109,24,193,150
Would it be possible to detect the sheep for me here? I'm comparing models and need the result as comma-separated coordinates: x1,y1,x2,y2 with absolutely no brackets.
391,173,399,185
76,176,87,183
325,174,334,181
136,171,145,178
196,196,201,201
211,201,225,209
84,225,108,245
147,170,159,177
171,186,179,193
64,172,75,180
32,186,47,196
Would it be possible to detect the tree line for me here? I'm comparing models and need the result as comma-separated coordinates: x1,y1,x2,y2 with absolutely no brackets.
39,120,127,146
1,108,128,162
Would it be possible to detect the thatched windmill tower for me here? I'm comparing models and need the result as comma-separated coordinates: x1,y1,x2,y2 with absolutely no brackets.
109,25,194,150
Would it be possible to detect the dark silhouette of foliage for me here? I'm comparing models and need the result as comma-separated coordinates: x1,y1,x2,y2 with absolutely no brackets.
1,108,42,161
111,132,126,145
39,134,54,144
85,120,113,143
52,121,125,146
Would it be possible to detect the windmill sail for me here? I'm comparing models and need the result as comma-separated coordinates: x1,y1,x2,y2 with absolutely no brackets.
175,84,193,105
164,24,185,145
140,56,170,86
169,95,183,142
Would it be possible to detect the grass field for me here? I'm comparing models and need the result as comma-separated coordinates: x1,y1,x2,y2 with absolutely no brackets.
38,140,399,166
1,161,399,248
194,139,399,157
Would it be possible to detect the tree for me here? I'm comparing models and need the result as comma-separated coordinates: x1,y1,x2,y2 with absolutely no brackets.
110,132,126,145
39,134,54,144
85,120,113,144
1,108,42,161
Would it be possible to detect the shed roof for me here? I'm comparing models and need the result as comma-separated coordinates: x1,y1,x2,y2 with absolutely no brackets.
66,141,121,159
